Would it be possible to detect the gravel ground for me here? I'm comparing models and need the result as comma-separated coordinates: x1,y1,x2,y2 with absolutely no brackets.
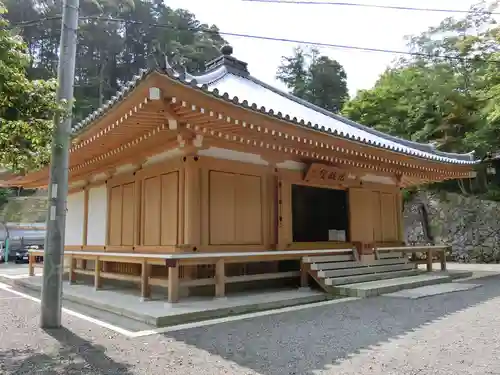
1,276,500,375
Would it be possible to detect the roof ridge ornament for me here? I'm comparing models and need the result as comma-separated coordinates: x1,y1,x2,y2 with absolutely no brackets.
204,45,249,77
162,49,181,78
221,44,233,56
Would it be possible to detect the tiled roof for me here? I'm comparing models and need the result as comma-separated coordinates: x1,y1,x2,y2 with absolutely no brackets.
72,46,477,165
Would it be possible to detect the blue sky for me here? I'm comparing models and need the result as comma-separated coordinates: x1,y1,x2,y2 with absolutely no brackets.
165,0,483,96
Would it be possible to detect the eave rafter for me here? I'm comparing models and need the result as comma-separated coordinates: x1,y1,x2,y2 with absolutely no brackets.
186,123,462,184
157,77,475,173
68,86,167,168
3,75,475,189
164,94,473,182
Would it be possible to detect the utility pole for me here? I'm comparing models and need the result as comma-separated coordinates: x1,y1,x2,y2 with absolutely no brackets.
40,0,79,329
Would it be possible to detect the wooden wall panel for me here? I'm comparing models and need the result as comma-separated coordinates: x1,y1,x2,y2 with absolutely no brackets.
108,186,122,246
349,188,374,243
380,192,398,241
209,171,262,245
121,182,135,246
141,171,179,246
371,191,383,243
142,176,161,245
160,172,179,245
235,174,262,244
209,171,236,244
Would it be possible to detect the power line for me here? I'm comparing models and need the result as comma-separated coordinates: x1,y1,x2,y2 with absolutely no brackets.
241,0,500,16
9,15,500,64
11,15,62,27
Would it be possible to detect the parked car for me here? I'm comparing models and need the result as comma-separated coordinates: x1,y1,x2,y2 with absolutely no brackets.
14,245,43,264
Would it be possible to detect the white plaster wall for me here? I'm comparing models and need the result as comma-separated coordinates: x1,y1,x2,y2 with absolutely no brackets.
361,174,396,185
64,191,85,246
198,147,269,166
87,185,108,246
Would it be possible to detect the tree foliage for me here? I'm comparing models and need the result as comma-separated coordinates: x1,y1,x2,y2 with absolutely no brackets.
276,47,348,113
4,0,227,122
0,0,226,173
0,1,59,173
342,1,500,157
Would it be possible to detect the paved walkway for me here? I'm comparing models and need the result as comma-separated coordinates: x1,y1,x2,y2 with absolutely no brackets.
1,273,500,374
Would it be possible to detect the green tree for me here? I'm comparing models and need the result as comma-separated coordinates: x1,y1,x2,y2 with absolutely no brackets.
276,47,348,112
5,0,227,123
0,2,59,172
276,46,309,98
342,1,500,156
342,62,481,153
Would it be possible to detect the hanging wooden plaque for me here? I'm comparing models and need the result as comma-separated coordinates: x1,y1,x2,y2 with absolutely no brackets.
304,163,356,186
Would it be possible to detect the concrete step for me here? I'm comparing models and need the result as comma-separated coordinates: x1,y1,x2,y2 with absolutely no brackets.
312,257,407,271
325,269,420,286
303,254,354,263
318,262,414,279
333,273,452,298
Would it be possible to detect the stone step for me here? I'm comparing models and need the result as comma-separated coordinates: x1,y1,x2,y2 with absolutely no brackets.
318,262,414,279
303,254,354,263
333,273,452,298
311,257,406,271
324,269,421,286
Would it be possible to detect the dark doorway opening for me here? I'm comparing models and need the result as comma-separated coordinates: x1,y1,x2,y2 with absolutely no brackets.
291,184,349,242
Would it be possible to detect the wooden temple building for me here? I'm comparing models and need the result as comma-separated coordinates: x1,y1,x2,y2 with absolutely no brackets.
3,46,477,302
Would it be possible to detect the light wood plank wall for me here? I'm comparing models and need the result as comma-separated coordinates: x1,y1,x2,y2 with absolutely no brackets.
349,187,402,244
103,155,403,253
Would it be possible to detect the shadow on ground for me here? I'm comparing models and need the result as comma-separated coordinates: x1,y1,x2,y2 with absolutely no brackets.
166,275,500,375
0,328,133,375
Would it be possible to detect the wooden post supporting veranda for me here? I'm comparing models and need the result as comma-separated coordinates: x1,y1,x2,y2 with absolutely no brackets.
68,256,76,284
28,254,35,277
215,259,225,298
440,248,448,271
300,261,309,288
426,249,433,272
94,257,102,290
167,260,179,303
140,258,151,300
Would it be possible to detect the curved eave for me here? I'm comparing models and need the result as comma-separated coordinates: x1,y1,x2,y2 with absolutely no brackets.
155,70,477,166
68,58,477,166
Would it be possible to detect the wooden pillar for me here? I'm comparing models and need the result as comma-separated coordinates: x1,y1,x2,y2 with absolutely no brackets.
440,248,447,271
140,258,150,299
28,254,35,276
94,256,102,290
215,259,225,298
68,256,76,284
133,175,142,247
396,188,405,243
266,166,279,250
168,264,179,303
183,156,201,251
177,165,185,247
426,249,433,272
82,186,89,270
300,261,309,288
277,179,292,249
